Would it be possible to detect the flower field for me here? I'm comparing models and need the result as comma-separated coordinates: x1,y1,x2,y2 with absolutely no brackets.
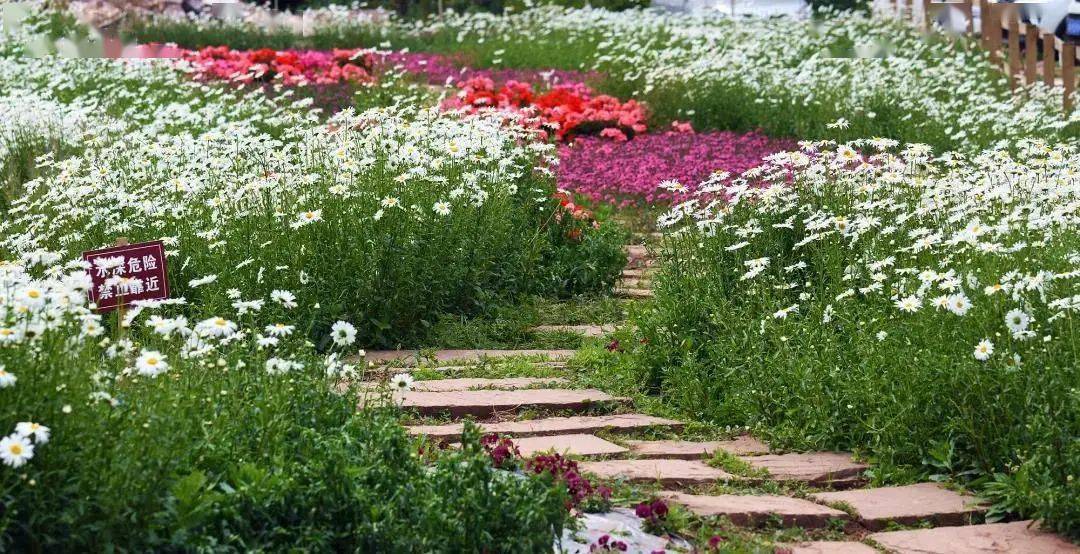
1,0,1079,550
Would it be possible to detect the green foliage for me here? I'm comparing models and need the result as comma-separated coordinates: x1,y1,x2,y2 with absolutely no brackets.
0,337,571,550
541,220,629,297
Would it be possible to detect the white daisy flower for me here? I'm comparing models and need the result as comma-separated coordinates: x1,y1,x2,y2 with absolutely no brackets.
135,350,169,377
330,321,357,346
15,422,49,444
1005,309,1031,336
894,295,921,313
0,434,34,468
946,293,972,316
271,290,298,308
973,339,994,361
390,373,414,392
0,368,16,388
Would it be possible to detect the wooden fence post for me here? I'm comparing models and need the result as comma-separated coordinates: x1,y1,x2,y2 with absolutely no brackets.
921,0,931,30
1007,7,1020,88
1043,32,1057,87
1025,24,1038,85
962,0,974,34
983,1,1000,65
1064,41,1076,111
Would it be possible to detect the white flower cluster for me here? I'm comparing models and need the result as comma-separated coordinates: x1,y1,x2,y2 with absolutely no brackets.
661,137,1080,364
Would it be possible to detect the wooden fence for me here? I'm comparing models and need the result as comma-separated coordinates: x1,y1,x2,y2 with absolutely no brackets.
882,0,1078,110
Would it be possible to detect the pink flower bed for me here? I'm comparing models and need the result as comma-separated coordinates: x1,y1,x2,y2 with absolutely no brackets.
181,46,376,86
442,77,646,142
557,126,797,206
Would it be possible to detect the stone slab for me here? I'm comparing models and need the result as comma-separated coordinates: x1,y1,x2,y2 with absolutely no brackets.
622,267,658,277
512,434,628,457
580,459,736,487
786,541,878,554
811,483,987,530
395,388,628,417
408,413,684,442
615,287,655,299
740,452,867,486
617,278,651,289
625,244,650,259
398,377,568,392
627,436,769,459
381,361,566,374
661,491,847,528
869,520,1079,554
364,349,576,366
530,324,617,337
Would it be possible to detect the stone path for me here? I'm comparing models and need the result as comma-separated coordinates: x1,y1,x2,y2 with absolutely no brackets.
365,348,576,366
616,244,656,299
393,388,629,418
626,437,768,459
375,238,1078,552
660,491,848,528
408,413,684,442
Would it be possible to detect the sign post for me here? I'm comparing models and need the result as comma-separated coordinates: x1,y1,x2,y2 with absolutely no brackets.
82,240,170,314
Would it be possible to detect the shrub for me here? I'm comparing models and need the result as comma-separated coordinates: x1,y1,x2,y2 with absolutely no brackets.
636,139,1080,536
0,264,570,550
0,52,624,347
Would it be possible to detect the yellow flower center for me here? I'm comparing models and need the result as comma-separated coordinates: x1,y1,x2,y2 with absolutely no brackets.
8,444,22,455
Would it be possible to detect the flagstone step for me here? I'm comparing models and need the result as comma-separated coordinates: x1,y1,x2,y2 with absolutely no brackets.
626,436,769,459
739,452,867,487
364,349,576,366
625,244,650,259
394,388,630,418
621,268,658,278
661,491,848,528
810,483,987,530
580,459,736,487
626,258,657,269
381,361,567,374
510,433,628,458
868,520,1078,554
617,278,651,289
408,413,684,442
786,541,877,554
530,324,617,337
615,287,655,299
372,377,568,392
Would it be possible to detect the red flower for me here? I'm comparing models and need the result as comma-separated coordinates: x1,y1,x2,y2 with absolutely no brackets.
250,48,277,65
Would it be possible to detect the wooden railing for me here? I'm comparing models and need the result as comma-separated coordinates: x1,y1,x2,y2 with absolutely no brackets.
882,0,1078,110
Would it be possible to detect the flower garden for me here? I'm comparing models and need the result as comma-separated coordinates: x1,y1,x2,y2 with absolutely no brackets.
1,0,1079,551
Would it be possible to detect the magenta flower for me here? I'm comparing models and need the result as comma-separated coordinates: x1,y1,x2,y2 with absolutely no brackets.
557,129,795,206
